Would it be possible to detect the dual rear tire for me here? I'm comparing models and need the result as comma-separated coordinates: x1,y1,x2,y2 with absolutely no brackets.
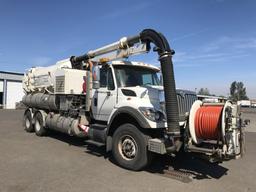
23,110,47,136
34,112,47,136
23,110,34,132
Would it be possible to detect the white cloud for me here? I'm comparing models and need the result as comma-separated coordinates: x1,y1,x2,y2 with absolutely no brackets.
201,36,256,53
99,2,152,20
173,36,255,67
234,38,256,49
31,56,52,67
172,29,208,42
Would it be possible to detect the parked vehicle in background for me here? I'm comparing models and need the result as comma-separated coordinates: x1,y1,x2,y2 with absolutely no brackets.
238,100,251,107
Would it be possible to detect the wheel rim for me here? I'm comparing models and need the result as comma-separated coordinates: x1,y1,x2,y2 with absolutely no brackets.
35,119,41,132
25,118,30,129
118,135,138,161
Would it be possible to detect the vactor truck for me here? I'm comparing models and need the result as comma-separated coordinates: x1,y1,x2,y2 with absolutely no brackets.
22,29,244,171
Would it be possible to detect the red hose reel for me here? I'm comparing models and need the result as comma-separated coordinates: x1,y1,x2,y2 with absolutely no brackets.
189,100,232,144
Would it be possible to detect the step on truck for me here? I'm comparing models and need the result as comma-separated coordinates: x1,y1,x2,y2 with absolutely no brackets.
22,29,245,171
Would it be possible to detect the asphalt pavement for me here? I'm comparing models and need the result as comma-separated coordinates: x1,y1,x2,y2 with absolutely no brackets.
0,109,255,192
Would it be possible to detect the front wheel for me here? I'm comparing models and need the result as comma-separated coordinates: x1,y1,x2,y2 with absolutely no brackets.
112,123,151,171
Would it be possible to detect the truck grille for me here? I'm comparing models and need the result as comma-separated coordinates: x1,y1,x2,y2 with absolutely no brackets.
55,76,65,93
176,90,197,121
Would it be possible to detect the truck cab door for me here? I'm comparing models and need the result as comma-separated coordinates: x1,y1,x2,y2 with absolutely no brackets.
92,66,116,121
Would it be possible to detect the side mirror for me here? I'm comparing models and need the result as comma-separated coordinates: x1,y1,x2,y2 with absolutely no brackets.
92,65,100,89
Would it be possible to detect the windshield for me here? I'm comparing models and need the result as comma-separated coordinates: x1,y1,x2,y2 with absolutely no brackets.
114,65,160,87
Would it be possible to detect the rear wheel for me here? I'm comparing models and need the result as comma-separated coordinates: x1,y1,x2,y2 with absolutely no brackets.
23,110,34,132
112,123,151,171
34,112,47,136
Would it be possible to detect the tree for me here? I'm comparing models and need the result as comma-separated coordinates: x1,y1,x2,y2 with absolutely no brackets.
198,88,210,95
229,81,249,101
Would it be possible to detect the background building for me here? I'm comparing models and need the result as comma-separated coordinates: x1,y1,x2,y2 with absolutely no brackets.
0,71,24,109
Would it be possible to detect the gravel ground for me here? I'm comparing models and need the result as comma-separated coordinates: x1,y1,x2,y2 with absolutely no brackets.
0,109,255,192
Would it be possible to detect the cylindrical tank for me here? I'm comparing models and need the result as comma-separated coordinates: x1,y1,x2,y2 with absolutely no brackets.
23,58,72,93
22,93,59,111
45,114,87,138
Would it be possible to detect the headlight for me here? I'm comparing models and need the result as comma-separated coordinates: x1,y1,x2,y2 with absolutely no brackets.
139,107,165,122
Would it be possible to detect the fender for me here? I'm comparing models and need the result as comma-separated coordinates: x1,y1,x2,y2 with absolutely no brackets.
107,106,150,134
106,106,150,152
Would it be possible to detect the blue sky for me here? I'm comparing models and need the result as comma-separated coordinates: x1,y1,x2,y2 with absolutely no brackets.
0,0,255,97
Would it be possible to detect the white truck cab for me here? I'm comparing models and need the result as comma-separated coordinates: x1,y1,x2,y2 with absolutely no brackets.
92,61,164,124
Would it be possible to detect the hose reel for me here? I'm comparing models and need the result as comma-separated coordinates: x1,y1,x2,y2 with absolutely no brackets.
189,100,243,158
189,100,234,144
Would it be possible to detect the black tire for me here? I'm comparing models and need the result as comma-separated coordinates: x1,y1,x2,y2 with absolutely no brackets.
23,110,34,132
34,112,47,136
112,123,151,171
